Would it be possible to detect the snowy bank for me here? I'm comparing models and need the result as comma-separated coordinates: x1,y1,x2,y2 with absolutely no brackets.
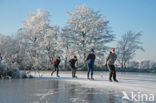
0,64,33,79
31,71,156,95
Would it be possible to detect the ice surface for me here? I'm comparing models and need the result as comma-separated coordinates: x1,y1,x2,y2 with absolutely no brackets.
0,71,156,103
33,71,156,94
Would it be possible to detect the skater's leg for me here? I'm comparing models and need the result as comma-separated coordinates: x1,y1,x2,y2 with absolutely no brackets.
87,64,91,79
109,72,113,81
112,65,118,82
72,69,74,78
56,66,60,77
73,66,75,77
108,65,113,81
51,66,56,76
113,71,116,81
73,67,77,78
74,69,77,78
70,65,75,78
91,64,94,80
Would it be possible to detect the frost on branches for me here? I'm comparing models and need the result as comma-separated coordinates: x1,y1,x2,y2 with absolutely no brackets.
66,5,114,69
17,9,63,70
116,31,144,69
0,6,115,71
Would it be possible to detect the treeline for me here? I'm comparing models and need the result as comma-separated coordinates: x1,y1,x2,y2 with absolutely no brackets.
0,5,152,72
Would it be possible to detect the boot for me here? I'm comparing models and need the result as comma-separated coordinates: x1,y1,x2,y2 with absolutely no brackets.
51,72,53,76
114,80,118,82
91,78,94,80
91,75,94,80
109,80,112,82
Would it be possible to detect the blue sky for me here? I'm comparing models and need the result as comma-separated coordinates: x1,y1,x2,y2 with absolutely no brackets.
0,0,156,61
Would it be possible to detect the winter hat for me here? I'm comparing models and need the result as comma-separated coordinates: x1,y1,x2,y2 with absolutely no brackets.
73,56,77,61
90,48,94,52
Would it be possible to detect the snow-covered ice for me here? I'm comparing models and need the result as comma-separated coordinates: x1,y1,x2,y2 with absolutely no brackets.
33,71,156,94
0,71,156,103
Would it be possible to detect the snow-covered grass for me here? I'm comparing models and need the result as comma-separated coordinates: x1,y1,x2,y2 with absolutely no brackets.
31,71,156,95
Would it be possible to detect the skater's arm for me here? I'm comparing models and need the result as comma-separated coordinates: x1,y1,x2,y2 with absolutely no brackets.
76,60,78,66
86,54,89,60
105,53,110,66
85,54,90,63
106,63,111,72
115,54,117,61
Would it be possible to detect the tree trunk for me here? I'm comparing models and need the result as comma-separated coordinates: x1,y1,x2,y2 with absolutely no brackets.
121,57,124,70
82,32,87,71
64,56,68,70
82,52,87,71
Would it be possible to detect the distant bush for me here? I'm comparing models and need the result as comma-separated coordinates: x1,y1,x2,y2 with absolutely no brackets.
0,64,33,79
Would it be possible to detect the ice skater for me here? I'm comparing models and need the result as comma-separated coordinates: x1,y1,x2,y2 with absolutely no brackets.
51,56,61,77
105,48,118,82
69,56,78,78
86,49,96,80
0,53,2,65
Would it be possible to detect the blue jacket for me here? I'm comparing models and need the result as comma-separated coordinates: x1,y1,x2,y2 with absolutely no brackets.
86,53,96,64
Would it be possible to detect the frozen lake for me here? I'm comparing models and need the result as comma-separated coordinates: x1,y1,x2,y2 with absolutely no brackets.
0,71,156,103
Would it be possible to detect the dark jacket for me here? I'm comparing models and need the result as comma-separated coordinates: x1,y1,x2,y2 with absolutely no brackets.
0,56,2,63
86,53,96,64
54,59,61,67
105,52,117,65
69,58,77,66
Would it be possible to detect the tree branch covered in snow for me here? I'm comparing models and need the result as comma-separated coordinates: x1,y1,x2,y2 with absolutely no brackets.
116,31,144,69
65,5,114,69
1,7,152,71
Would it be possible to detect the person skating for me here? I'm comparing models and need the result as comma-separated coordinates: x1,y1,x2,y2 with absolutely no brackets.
0,53,2,65
51,56,61,77
86,49,96,80
69,56,78,78
105,48,118,82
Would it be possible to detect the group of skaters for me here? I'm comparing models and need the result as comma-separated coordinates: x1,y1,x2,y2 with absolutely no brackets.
51,48,118,82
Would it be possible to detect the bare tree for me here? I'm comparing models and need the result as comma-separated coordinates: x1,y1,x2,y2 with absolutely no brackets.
116,31,144,69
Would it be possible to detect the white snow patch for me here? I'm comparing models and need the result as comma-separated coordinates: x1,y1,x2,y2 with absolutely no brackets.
31,71,156,95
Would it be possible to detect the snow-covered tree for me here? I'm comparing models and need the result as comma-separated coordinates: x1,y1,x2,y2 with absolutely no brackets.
40,26,64,69
116,31,144,69
138,60,156,69
18,9,62,70
61,26,75,69
128,61,139,68
0,34,20,65
66,5,114,69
